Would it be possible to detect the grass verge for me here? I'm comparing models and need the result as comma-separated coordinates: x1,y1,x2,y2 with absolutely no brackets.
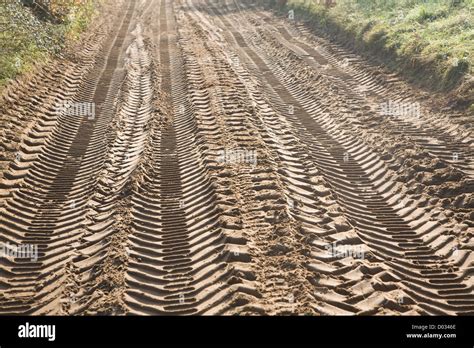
0,0,97,89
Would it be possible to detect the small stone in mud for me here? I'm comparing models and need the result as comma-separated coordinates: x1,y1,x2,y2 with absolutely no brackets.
275,226,290,236
334,220,351,232
230,296,250,307
266,243,292,256
235,270,257,281
281,261,297,270
227,276,243,285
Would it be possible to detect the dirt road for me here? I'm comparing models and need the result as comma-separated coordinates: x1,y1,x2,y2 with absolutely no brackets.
0,0,472,315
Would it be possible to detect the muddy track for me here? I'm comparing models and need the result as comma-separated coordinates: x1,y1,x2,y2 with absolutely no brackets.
0,0,472,316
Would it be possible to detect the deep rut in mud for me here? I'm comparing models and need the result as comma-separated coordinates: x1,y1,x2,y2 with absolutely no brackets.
0,0,472,315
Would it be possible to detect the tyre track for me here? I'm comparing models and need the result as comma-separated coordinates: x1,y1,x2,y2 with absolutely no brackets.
123,0,250,315
186,0,362,315
71,14,156,315
182,4,304,313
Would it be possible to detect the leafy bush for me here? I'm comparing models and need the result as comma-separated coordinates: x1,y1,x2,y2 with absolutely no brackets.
0,0,96,87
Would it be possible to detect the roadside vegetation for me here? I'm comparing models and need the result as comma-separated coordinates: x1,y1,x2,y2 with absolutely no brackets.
0,0,97,89
267,0,473,109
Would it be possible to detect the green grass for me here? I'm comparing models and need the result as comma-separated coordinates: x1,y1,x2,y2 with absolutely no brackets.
270,0,473,94
64,0,97,40
0,0,97,89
